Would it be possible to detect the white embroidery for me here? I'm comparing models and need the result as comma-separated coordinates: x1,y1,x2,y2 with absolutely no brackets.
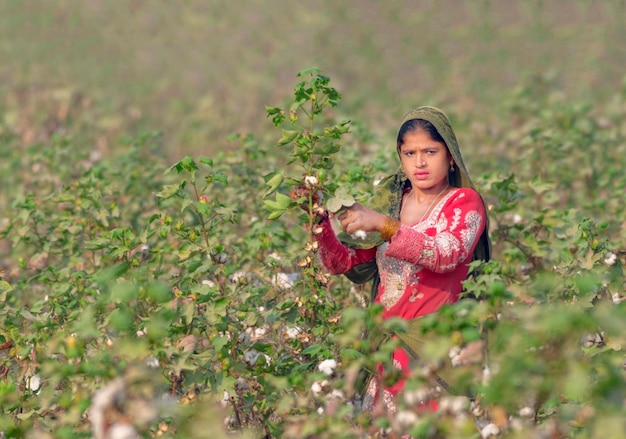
461,210,482,252
450,208,462,231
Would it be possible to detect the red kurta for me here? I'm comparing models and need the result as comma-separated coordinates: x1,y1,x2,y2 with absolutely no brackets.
315,187,487,411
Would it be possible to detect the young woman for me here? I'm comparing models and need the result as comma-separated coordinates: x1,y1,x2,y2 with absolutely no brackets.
312,106,491,412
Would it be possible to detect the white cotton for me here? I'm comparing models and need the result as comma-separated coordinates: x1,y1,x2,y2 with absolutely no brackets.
351,230,367,240
512,214,522,224
145,357,160,368
220,391,231,408
480,423,500,438
519,406,534,418
285,326,302,339
612,293,624,304
311,381,324,396
108,423,139,439
27,374,42,393
304,175,319,188
604,252,617,266
244,349,261,366
318,359,337,376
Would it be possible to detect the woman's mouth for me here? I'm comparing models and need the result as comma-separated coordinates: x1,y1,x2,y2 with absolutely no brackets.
414,172,429,180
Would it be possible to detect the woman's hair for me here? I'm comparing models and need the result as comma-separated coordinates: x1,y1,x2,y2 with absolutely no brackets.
396,118,446,152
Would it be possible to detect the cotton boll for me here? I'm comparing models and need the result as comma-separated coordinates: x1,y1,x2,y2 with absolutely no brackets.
285,326,302,339
351,230,367,240
318,359,337,376
480,423,500,438
304,175,319,188
108,423,139,439
519,406,534,418
603,252,617,266
26,374,42,393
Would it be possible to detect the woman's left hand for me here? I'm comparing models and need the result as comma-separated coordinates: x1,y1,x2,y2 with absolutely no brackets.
335,203,388,235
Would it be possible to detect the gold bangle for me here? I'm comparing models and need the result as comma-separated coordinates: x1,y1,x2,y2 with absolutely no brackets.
380,217,400,241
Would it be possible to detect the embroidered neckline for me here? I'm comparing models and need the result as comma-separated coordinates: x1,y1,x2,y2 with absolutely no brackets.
410,188,460,228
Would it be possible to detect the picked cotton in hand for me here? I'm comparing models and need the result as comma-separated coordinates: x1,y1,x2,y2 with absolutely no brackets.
351,230,367,240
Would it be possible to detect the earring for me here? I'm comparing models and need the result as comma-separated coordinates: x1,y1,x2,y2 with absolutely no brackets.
449,161,455,172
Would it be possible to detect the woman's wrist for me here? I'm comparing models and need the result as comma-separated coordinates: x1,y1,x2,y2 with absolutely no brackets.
380,216,400,241
315,210,329,224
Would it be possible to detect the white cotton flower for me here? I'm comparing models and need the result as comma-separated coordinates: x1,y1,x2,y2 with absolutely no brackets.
201,279,215,287
318,359,337,376
351,230,367,240
317,406,324,415
604,252,617,266
480,423,500,438
304,175,319,188
612,293,624,304
512,214,522,224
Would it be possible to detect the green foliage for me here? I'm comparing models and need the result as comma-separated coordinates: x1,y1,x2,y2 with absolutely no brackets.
0,69,625,439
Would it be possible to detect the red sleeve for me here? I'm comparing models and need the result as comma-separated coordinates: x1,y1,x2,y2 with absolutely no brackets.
384,188,486,273
314,219,377,275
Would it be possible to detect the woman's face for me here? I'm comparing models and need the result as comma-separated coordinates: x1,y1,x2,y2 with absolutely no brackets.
399,129,451,193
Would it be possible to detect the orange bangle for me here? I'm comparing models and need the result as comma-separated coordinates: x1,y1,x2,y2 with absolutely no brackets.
380,217,400,241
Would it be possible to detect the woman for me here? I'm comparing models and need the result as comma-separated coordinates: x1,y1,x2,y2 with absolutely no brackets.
312,106,491,412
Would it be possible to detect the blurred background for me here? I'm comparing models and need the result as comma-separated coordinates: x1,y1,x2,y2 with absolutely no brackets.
1,0,625,162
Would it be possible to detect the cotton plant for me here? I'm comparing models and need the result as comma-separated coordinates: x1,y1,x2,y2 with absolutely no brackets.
262,68,366,317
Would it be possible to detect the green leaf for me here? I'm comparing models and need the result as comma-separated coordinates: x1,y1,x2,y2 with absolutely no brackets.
84,237,111,250
326,187,356,213
198,157,213,167
263,172,284,196
277,129,299,146
300,344,323,356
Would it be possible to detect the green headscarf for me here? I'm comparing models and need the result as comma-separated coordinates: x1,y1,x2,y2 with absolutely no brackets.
339,106,491,287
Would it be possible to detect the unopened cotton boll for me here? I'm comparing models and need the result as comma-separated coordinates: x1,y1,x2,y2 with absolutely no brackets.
318,359,337,376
